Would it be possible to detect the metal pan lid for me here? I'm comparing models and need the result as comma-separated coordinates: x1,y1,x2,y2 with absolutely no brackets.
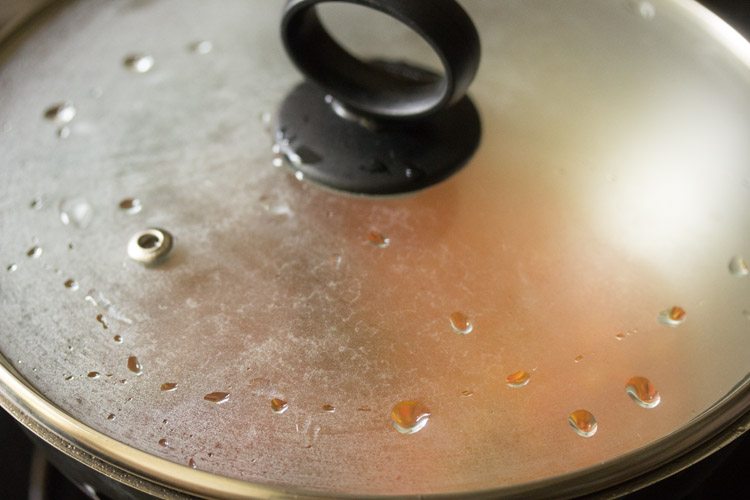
0,0,749,497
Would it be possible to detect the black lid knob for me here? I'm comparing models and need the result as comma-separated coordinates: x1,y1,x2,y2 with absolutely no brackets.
276,0,482,194
281,0,481,119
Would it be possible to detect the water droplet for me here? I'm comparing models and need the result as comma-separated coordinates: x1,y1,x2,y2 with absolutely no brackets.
625,376,661,408
107,413,115,420
367,231,390,248
87,371,100,379
158,438,169,447
331,254,343,270
568,409,597,437
659,306,686,327
321,404,335,413
506,370,531,388
119,198,142,214
259,195,293,217
64,375,75,381
57,126,71,139
127,356,143,375
161,382,178,392
574,354,584,363
271,398,289,414
390,400,430,434
123,54,155,73
461,390,474,397
261,111,272,127
631,0,656,20
188,458,197,469
27,246,42,258
404,166,425,181
615,332,626,341
96,314,109,329
44,102,76,124
64,279,78,290
272,156,284,168
113,335,123,343
204,392,230,404
30,199,43,210
59,198,93,228
189,40,213,54
6,264,17,272
449,311,473,335
729,256,749,277
294,170,305,181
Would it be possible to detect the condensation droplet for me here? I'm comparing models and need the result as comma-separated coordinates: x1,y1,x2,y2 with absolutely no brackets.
294,170,305,181
506,370,531,388
615,332,626,341
659,306,686,327
729,256,749,277
259,195,293,217
574,354,584,363
331,254,343,270
64,279,79,290
27,246,42,258
204,392,230,404
271,398,289,414
30,199,43,210
189,40,213,55
158,438,169,447
127,356,143,375
107,413,115,420
461,390,474,397
96,314,109,329
123,54,155,73
64,375,75,381
321,404,335,413
261,111,272,128
404,166,425,180
272,156,284,168
87,371,100,379
390,400,430,434
449,311,473,335
7,264,17,272
367,231,390,248
627,0,655,20
626,376,661,408
568,409,597,437
188,458,197,469
637,1,655,19
119,198,142,214
161,382,178,392
44,102,76,124
57,126,71,139
59,198,93,228
113,335,123,343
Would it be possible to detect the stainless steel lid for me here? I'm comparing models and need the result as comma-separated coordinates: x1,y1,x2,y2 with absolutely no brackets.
1,0,749,497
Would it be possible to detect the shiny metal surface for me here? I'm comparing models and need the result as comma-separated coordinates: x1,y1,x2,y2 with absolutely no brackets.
0,0,749,497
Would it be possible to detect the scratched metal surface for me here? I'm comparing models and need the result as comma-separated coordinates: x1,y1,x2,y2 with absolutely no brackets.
0,0,749,496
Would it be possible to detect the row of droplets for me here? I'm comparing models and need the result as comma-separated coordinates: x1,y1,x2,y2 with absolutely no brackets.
42,40,212,138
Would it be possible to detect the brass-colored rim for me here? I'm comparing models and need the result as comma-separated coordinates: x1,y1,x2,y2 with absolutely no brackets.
1,0,749,498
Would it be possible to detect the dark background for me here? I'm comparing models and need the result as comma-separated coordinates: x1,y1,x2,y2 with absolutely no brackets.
1,1,749,499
